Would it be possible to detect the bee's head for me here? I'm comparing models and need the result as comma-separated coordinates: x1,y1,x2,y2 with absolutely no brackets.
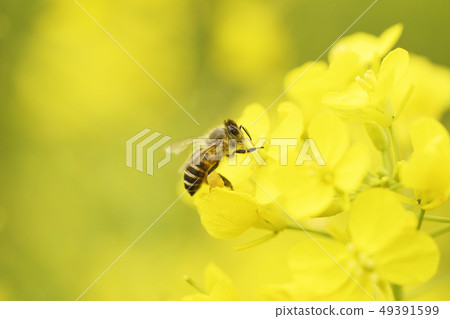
224,119,252,141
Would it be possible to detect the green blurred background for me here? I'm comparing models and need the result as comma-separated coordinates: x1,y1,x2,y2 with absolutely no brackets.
0,0,449,300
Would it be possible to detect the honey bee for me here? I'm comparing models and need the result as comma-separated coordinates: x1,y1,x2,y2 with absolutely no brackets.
173,119,263,196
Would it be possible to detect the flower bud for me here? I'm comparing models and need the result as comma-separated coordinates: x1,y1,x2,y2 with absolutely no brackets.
364,122,390,151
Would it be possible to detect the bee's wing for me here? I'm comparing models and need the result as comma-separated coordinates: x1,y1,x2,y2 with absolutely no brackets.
170,138,195,155
170,130,215,155
177,139,222,174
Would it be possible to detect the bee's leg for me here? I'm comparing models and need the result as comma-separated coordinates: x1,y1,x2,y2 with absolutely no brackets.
239,125,252,141
205,162,220,186
231,146,264,155
207,162,219,174
218,174,233,190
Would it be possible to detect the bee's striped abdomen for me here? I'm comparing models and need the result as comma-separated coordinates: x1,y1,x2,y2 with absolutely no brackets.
184,159,210,196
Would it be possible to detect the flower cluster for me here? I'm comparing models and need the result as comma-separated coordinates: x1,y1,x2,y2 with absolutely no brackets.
182,24,450,300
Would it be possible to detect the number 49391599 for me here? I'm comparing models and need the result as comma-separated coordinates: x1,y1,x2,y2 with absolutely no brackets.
379,305,439,316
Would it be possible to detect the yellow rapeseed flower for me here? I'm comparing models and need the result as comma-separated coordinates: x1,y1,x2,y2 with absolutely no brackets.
323,48,411,127
400,118,450,210
329,23,403,66
269,112,370,219
185,24,449,302
284,52,362,124
183,263,239,300
285,24,403,125
272,189,439,300
194,187,286,239
393,54,450,153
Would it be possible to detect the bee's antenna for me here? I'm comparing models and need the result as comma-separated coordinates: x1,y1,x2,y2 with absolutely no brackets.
240,125,252,141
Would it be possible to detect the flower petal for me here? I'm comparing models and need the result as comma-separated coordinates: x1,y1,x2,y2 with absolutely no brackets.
267,102,304,160
255,208,287,232
204,263,239,300
308,112,350,167
400,140,450,210
321,275,380,301
322,85,369,110
327,51,364,90
183,263,239,300
278,165,335,219
334,143,370,192
329,24,403,66
401,118,450,209
378,24,404,57
375,231,439,285
237,103,270,141
348,189,413,255
258,282,312,300
270,102,304,139
285,61,329,102
195,188,260,239
377,48,409,97
289,238,351,295
409,117,450,151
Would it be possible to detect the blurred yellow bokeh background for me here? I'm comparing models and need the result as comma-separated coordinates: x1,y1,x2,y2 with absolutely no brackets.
0,0,449,300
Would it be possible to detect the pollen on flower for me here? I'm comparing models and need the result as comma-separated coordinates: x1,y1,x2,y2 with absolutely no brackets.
207,171,225,189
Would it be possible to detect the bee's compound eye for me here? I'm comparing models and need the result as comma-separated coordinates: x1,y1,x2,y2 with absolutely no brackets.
228,126,239,136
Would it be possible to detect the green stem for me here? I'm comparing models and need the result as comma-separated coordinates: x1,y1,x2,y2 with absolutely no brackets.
286,224,332,238
183,275,208,294
381,149,393,174
391,284,402,301
417,209,426,230
389,182,403,191
414,213,450,224
431,225,450,237
234,232,277,251
387,125,399,166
